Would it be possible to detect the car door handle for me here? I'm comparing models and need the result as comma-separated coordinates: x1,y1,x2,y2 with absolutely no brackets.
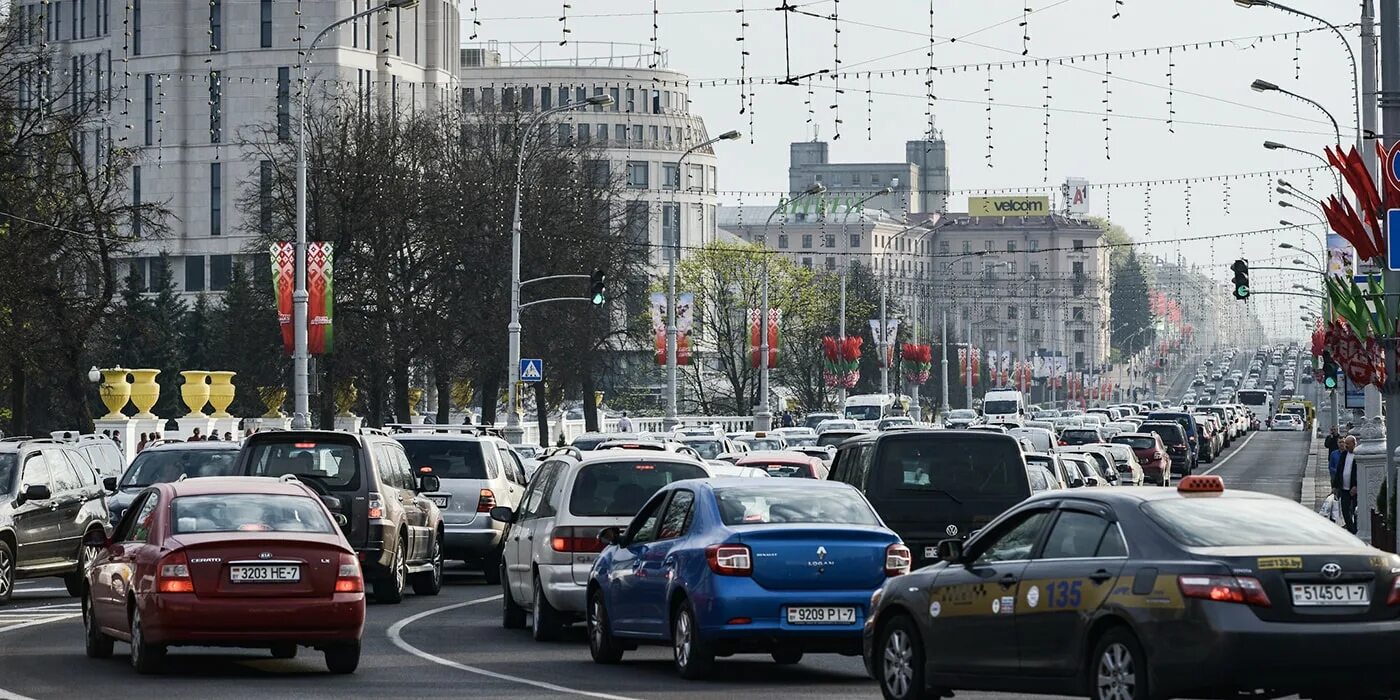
999,574,1018,588
1089,569,1113,584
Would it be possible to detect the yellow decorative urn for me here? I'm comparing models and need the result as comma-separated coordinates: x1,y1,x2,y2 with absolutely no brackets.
407,388,425,416
179,371,210,417
207,371,237,418
128,369,161,419
98,367,131,420
258,386,287,418
334,382,358,417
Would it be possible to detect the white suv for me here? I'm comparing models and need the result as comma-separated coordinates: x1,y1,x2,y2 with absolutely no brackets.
489,450,710,641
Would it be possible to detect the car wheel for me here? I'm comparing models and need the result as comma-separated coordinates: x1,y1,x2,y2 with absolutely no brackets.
0,540,13,604
531,576,563,642
83,594,114,659
587,589,624,664
271,643,297,659
65,537,102,598
129,605,165,674
324,641,360,674
483,545,503,585
771,649,803,665
672,599,714,680
1090,627,1150,700
374,538,407,604
878,615,938,700
411,534,443,596
502,564,527,629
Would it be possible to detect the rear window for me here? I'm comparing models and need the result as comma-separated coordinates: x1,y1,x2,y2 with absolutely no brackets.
569,460,709,517
875,435,1027,499
0,454,15,495
748,462,814,479
817,433,857,447
716,484,879,526
171,494,335,534
1114,436,1156,450
244,439,361,490
121,448,240,487
399,439,490,479
737,437,784,451
682,439,726,460
1143,498,1361,547
1142,424,1185,444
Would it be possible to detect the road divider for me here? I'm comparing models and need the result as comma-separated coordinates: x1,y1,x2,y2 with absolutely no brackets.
386,595,641,700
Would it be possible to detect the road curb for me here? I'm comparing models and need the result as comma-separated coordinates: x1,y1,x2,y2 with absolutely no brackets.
1302,429,1329,513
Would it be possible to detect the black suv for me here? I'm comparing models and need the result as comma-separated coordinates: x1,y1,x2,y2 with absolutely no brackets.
0,437,112,603
233,430,444,603
828,430,1031,568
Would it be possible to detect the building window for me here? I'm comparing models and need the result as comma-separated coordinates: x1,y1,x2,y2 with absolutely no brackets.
1029,239,1040,252
823,234,835,248
983,331,997,347
962,241,971,254
801,257,813,269
650,125,660,143
1007,240,1016,253
984,240,994,253
143,74,154,144
1073,239,1084,251
1075,352,1085,369
661,204,680,260
1008,261,1017,275
575,86,586,104
609,87,619,110
259,160,273,234
1072,261,1085,275
625,201,649,244
260,0,273,47
556,123,570,145
210,163,222,236
850,234,861,249
801,234,813,249
394,7,402,55
984,306,996,320
276,67,290,141
962,261,972,274
626,161,649,188
938,241,950,255
1031,329,1042,342
1072,307,1085,321
1030,263,1041,277
131,165,141,237
1030,306,1041,320
1073,330,1086,343
184,256,205,292
210,255,232,291
960,307,971,321
632,124,643,144
942,262,953,274
1007,305,1018,320
209,0,222,51
662,163,680,189
777,234,789,249
1073,282,1085,296
208,71,221,142
584,159,609,185
80,0,87,38
826,257,836,271
610,124,623,144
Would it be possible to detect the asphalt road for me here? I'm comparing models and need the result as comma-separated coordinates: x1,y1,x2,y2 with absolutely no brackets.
0,427,1313,700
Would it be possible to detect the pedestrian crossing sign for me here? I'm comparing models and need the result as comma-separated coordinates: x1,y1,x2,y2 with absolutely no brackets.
520,359,543,383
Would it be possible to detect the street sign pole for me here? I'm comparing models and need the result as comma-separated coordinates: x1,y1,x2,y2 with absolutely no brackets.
1380,0,1400,550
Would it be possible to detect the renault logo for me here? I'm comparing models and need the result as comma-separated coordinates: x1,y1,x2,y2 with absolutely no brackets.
259,552,273,560
1321,562,1342,580
816,546,828,561
946,524,959,537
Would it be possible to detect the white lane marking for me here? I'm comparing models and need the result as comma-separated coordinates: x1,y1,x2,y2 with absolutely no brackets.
1202,431,1260,475
0,612,81,634
0,690,37,700
387,595,641,700
11,587,67,594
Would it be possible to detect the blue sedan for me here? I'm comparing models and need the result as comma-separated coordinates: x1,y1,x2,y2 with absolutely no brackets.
586,478,910,678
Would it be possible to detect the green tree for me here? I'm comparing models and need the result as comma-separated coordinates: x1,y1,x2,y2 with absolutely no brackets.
1109,248,1155,357
209,263,286,418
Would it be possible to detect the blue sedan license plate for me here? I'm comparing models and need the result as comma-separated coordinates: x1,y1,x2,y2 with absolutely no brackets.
787,606,856,625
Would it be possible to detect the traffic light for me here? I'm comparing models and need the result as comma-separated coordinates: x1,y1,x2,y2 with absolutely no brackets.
1322,351,1339,390
589,269,607,305
1231,259,1250,300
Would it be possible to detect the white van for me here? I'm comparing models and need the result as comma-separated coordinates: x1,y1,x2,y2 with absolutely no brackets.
981,389,1027,426
843,393,912,428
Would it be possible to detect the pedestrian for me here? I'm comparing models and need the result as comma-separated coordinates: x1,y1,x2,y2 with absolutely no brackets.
617,411,634,432
555,433,566,447
62,431,72,441
224,431,234,441
136,433,148,452
1331,435,1360,534
1325,426,1341,464
190,427,203,442
780,410,795,428
207,432,219,442
112,433,121,451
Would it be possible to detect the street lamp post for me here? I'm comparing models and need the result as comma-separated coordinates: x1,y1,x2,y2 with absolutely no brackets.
877,219,937,398
503,94,614,444
1252,79,1342,146
755,183,826,431
663,130,741,431
837,187,891,410
291,0,419,430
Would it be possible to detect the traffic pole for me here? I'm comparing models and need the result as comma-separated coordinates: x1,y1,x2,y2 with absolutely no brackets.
1380,0,1400,551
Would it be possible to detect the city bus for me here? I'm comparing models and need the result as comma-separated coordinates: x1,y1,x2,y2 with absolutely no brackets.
1237,389,1273,429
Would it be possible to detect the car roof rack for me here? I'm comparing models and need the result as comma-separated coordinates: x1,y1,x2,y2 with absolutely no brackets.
144,438,186,448
385,423,501,437
541,445,582,460
358,427,391,437
0,436,34,442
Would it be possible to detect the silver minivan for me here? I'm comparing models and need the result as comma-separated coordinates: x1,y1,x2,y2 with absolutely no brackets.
489,449,710,641
395,432,528,583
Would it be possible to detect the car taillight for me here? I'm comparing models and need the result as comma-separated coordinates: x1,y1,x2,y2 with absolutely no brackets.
1386,578,1400,606
1058,440,1067,446
550,526,606,553
706,544,753,576
335,553,364,593
477,489,497,513
368,492,384,519
1178,575,1270,607
157,551,194,593
885,544,911,577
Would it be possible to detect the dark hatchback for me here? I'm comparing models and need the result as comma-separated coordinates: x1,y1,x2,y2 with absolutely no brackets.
106,442,240,523
865,477,1400,700
828,430,1031,568
1145,411,1201,471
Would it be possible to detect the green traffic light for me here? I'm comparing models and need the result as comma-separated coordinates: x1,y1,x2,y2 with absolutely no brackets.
1324,376,1338,389
591,292,605,305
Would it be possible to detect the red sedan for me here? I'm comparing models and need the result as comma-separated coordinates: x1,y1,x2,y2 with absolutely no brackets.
1112,432,1172,486
81,476,366,674
735,451,830,479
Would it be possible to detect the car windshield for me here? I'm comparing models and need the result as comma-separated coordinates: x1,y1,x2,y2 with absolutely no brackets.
120,448,239,487
1114,436,1157,450
0,454,15,495
845,405,884,421
171,494,335,534
244,439,361,490
878,435,1026,499
1143,498,1362,548
681,439,726,460
736,437,783,451
947,410,977,420
399,440,489,479
569,460,709,517
715,484,880,526
983,400,1018,414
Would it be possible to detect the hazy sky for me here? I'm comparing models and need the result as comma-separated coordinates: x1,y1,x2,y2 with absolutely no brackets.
467,1,1365,338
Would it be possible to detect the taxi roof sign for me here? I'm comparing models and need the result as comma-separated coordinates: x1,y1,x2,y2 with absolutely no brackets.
1178,475,1225,494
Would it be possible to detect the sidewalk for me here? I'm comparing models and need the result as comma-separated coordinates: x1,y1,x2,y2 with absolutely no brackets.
1300,428,1329,513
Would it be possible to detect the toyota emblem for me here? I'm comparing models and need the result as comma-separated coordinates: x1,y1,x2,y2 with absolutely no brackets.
1321,562,1342,580
258,552,273,560
945,524,959,537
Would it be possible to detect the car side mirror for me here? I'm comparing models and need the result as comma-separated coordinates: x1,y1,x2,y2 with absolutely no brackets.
935,538,964,564
319,495,343,513
1070,478,1085,488
418,474,441,493
489,506,516,524
83,529,109,548
597,526,622,547
19,484,51,504
102,476,118,492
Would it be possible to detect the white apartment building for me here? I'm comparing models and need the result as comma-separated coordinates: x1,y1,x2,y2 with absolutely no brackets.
459,42,721,270
18,0,459,292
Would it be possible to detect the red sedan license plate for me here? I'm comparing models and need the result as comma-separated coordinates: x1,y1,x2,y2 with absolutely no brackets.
229,565,301,583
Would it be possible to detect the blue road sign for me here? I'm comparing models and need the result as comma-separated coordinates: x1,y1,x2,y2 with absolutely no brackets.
1389,209,1400,272
520,359,543,383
